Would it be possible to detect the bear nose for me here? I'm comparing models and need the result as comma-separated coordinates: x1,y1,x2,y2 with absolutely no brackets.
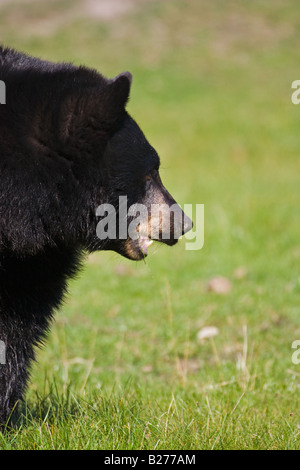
182,212,193,235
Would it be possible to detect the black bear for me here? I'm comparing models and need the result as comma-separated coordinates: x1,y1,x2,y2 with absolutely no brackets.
0,46,192,425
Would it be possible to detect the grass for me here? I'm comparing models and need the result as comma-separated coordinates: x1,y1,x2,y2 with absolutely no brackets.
1,0,300,449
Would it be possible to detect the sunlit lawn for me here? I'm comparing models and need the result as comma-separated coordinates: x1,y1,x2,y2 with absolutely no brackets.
1,0,300,449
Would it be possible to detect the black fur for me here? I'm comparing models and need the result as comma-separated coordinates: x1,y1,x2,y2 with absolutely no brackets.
0,46,190,425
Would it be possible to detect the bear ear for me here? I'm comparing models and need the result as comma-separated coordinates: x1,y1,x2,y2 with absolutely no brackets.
108,71,132,109
57,72,133,143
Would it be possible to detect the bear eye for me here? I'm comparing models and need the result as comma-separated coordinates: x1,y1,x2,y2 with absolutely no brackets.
145,175,151,181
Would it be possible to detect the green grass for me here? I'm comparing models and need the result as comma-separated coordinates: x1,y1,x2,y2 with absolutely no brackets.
1,0,300,449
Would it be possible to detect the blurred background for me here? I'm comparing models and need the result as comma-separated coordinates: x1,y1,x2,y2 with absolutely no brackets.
2,0,300,449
